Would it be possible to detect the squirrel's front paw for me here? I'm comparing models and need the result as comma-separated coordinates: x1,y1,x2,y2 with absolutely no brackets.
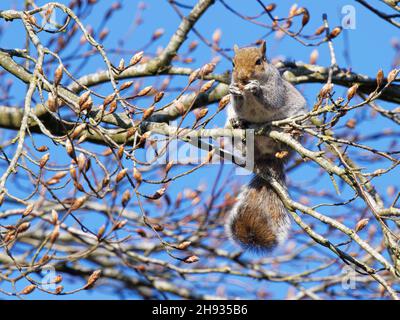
244,80,261,95
229,83,243,97
230,118,246,129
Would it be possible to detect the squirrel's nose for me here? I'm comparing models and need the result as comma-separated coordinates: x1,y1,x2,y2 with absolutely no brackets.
237,72,249,84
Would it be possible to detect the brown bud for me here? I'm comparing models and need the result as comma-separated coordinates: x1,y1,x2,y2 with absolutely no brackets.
285,19,293,29
191,196,201,206
129,51,144,66
3,232,15,243
71,197,86,210
47,94,58,112
54,275,63,284
121,190,131,207
188,41,198,52
345,119,356,129
99,28,109,41
154,91,165,103
80,96,93,112
54,65,63,86
23,204,34,217
153,224,164,232
80,34,87,45
266,3,276,12
65,139,76,158
55,286,64,294
45,5,54,17
38,254,50,265
117,145,125,159
39,153,50,168
319,83,333,98
314,25,326,35
309,49,319,65
69,164,77,181
25,13,37,25
36,145,49,152
77,153,87,172
137,86,153,97
200,80,215,93
51,209,58,224
195,108,208,121
119,134,132,148
300,8,310,26
152,28,164,40
74,181,84,191
20,284,36,295
133,167,142,185
183,255,199,264
177,241,192,250
136,228,147,237
347,83,359,101
118,58,125,70
17,222,30,233
108,100,118,114
47,178,59,186
103,93,116,106
182,58,193,64
85,270,102,289
200,63,216,77
387,185,396,197
142,106,155,120
218,94,230,110
188,68,201,84
102,176,110,188
77,132,87,145
50,225,60,243
97,225,106,239
150,187,166,200
52,171,68,180
289,4,298,17
71,124,86,140
328,27,342,39
355,218,369,233
79,91,91,106
115,219,128,230
387,69,399,84
175,100,186,115
376,69,384,87
120,81,134,91
212,28,222,43
116,168,128,183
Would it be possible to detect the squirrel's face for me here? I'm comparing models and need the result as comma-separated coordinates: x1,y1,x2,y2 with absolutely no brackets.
232,41,267,87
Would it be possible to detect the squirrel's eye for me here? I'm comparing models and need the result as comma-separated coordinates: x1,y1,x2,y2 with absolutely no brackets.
255,58,262,65
232,61,235,68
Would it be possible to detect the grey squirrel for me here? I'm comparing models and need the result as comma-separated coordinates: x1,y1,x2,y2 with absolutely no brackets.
225,41,307,252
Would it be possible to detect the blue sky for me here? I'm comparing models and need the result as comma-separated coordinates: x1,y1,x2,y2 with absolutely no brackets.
0,0,399,299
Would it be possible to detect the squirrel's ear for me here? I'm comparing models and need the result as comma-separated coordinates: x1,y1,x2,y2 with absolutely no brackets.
233,44,239,54
259,40,266,57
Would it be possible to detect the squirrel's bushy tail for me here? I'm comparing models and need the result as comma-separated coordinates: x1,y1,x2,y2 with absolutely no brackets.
227,159,290,252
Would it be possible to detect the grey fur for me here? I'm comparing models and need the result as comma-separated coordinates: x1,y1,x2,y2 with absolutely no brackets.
226,48,307,252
